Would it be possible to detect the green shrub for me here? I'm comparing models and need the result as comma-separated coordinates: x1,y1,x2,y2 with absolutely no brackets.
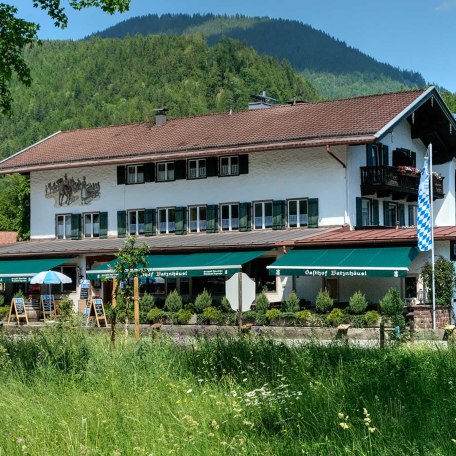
226,312,237,326
220,296,232,313
255,312,267,325
315,289,333,313
309,313,330,327
164,290,183,313
242,310,258,323
183,302,196,314
176,308,192,325
348,290,368,314
265,308,281,322
194,289,212,313
326,308,347,327
139,292,155,323
391,313,406,329
57,296,74,320
348,314,365,328
364,310,381,326
282,291,300,312
380,288,404,317
255,292,270,313
0,295,4,307
147,308,163,323
0,306,9,320
13,290,24,299
202,306,223,324
295,310,312,325
281,312,297,325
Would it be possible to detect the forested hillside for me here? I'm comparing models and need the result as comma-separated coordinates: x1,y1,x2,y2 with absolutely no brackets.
94,13,426,98
0,34,318,160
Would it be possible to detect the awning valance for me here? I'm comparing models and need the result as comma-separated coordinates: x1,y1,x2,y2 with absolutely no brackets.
267,247,419,278
87,251,266,279
0,258,74,283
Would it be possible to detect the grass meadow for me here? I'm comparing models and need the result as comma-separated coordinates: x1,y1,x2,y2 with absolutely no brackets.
0,328,455,455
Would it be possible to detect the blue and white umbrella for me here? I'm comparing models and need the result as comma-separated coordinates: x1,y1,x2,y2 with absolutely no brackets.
30,270,72,285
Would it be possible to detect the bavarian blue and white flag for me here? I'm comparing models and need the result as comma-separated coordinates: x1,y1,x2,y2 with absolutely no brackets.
417,156,432,251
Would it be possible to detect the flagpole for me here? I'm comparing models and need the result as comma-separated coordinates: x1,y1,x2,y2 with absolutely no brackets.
429,143,436,330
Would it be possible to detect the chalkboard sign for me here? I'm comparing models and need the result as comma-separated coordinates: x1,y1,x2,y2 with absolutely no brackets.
40,294,56,320
93,298,104,316
83,297,107,327
80,279,90,300
8,297,29,325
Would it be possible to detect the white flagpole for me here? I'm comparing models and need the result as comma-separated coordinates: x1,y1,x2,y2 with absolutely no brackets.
428,143,436,330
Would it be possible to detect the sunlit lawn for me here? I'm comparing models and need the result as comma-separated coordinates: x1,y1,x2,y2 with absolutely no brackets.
0,328,455,455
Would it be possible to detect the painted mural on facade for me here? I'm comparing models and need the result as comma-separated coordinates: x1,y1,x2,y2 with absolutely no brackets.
45,174,100,207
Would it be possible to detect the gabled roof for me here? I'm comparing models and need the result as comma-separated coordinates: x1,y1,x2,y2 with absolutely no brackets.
1,87,455,174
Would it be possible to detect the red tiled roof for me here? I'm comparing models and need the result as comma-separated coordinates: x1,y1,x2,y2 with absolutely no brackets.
0,89,427,173
294,226,456,246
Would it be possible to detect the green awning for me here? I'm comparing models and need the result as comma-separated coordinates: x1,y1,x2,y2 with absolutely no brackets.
87,251,266,279
267,247,419,278
0,258,74,283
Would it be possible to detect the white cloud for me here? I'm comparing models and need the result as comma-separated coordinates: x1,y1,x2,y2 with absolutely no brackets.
436,0,456,11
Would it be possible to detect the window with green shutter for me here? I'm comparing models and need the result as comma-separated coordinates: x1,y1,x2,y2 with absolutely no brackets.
239,202,252,232
206,157,218,177
71,213,82,240
144,209,156,236
99,212,108,238
308,198,319,228
144,163,155,183
117,210,126,238
175,160,187,180
239,155,249,174
399,204,405,226
175,207,188,235
272,200,285,230
206,205,219,233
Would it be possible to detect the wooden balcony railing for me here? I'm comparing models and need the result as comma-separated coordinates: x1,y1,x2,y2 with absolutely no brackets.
360,166,444,200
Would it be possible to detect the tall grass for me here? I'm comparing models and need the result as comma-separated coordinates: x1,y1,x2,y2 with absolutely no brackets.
0,328,455,455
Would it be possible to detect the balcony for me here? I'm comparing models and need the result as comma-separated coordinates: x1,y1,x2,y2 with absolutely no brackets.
360,166,444,201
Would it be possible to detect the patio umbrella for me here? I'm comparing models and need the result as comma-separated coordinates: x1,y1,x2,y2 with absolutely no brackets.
30,270,72,295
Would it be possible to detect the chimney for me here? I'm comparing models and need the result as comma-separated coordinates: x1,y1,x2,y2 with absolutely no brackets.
248,91,277,110
154,108,168,126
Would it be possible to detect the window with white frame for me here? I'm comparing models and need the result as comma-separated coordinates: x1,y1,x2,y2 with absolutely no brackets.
288,199,308,227
189,206,206,232
157,162,175,182
188,159,206,179
158,208,176,234
56,214,71,239
408,205,418,227
219,156,239,176
84,212,100,238
128,209,145,235
127,164,144,184
254,201,273,229
361,198,372,226
221,203,239,231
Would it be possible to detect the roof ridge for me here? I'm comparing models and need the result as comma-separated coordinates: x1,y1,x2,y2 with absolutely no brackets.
59,121,154,134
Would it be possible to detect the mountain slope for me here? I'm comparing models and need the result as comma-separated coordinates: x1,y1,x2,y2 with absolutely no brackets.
0,34,318,159
93,13,426,97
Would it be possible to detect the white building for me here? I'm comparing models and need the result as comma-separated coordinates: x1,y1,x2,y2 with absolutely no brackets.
0,87,455,318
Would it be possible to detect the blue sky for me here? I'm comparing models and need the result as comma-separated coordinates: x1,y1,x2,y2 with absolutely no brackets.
15,0,456,92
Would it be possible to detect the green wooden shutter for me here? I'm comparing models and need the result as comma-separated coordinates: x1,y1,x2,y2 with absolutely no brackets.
381,144,389,166
308,198,319,228
117,166,126,185
399,204,405,226
71,213,81,240
366,145,373,166
372,199,379,226
144,209,156,236
239,155,249,174
206,157,218,177
175,207,187,235
239,202,252,232
175,160,186,180
117,210,126,238
144,163,155,182
272,200,285,230
356,197,362,227
99,212,108,239
206,205,219,233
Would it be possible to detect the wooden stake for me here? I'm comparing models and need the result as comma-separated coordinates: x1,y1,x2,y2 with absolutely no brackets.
111,278,118,348
134,276,140,342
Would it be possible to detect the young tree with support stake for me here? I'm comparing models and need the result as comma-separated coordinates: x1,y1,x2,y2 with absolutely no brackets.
109,236,149,347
